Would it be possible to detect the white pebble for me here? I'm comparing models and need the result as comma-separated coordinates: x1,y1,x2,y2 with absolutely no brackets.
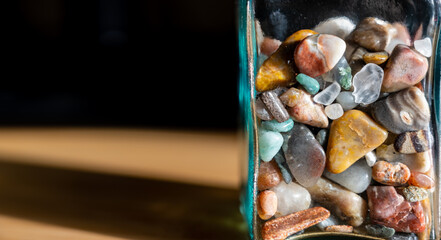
365,151,377,167
325,103,344,120
313,17,355,39
336,91,358,111
414,37,432,57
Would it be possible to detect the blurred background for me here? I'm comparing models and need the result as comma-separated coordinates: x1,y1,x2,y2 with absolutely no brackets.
0,1,245,239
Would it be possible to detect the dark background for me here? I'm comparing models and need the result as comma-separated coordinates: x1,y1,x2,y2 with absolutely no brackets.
2,0,238,130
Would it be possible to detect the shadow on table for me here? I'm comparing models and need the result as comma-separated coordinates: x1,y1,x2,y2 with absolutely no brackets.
0,159,247,240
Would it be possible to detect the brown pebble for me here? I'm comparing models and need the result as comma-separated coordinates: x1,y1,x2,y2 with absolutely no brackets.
324,225,353,233
260,90,290,123
394,130,432,154
261,37,282,56
372,161,411,186
262,207,330,240
258,160,282,191
257,190,278,220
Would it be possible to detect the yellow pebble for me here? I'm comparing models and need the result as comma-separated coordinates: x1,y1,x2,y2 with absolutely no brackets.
326,110,388,174
363,51,389,65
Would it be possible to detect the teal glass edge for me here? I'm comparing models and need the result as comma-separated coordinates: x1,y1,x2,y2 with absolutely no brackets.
238,0,257,238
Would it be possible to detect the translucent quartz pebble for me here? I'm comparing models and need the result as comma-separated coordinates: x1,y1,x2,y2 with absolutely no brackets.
296,73,320,95
352,63,384,105
313,17,355,39
327,110,388,174
261,118,294,132
324,103,343,120
365,151,377,167
363,51,389,65
257,190,278,220
258,160,282,191
371,87,430,134
255,30,317,92
271,181,311,217
258,129,283,162
306,177,367,227
284,124,326,187
367,186,426,233
402,186,428,202
336,91,358,111
255,98,273,121
280,88,329,128
382,45,428,92
294,34,346,77
413,37,432,58
324,159,372,193
313,81,341,105
351,17,393,52
365,224,395,238
273,150,293,184
319,57,352,90
260,90,290,123
315,129,327,147
316,214,340,231
394,130,433,154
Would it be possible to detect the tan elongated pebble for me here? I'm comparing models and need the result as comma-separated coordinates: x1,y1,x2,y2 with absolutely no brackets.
306,178,367,227
257,190,278,220
394,130,433,154
375,144,431,173
261,207,330,240
324,225,353,233
372,161,410,186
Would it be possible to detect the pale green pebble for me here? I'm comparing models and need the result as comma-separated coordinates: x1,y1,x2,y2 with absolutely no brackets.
296,73,320,94
338,66,352,90
261,118,294,132
258,129,283,162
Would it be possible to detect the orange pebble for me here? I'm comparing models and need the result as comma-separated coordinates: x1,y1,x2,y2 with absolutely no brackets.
257,190,278,220
372,161,411,186
408,171,435,189
324,225,353,233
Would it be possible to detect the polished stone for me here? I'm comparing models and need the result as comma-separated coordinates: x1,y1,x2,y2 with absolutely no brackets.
324,159,372,194
257,190,278,220
371,87,431,134
313,81,341,105
260,90,290,123
306,178,367,227
261,118,294,133
352,63,384,105
294,34,346,77
324,103,344,120
351,17,393,52
271,181,311,218
326,110,388,174
284,124,326,187
258,160,282,190
336,91,358,111
382,45,428,92
258,129,284,162
372,161,411,186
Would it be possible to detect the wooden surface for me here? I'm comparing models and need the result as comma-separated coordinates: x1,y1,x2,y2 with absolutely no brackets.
0,128,246,240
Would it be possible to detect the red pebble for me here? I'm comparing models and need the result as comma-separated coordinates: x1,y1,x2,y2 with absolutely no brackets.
367,186,426,233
